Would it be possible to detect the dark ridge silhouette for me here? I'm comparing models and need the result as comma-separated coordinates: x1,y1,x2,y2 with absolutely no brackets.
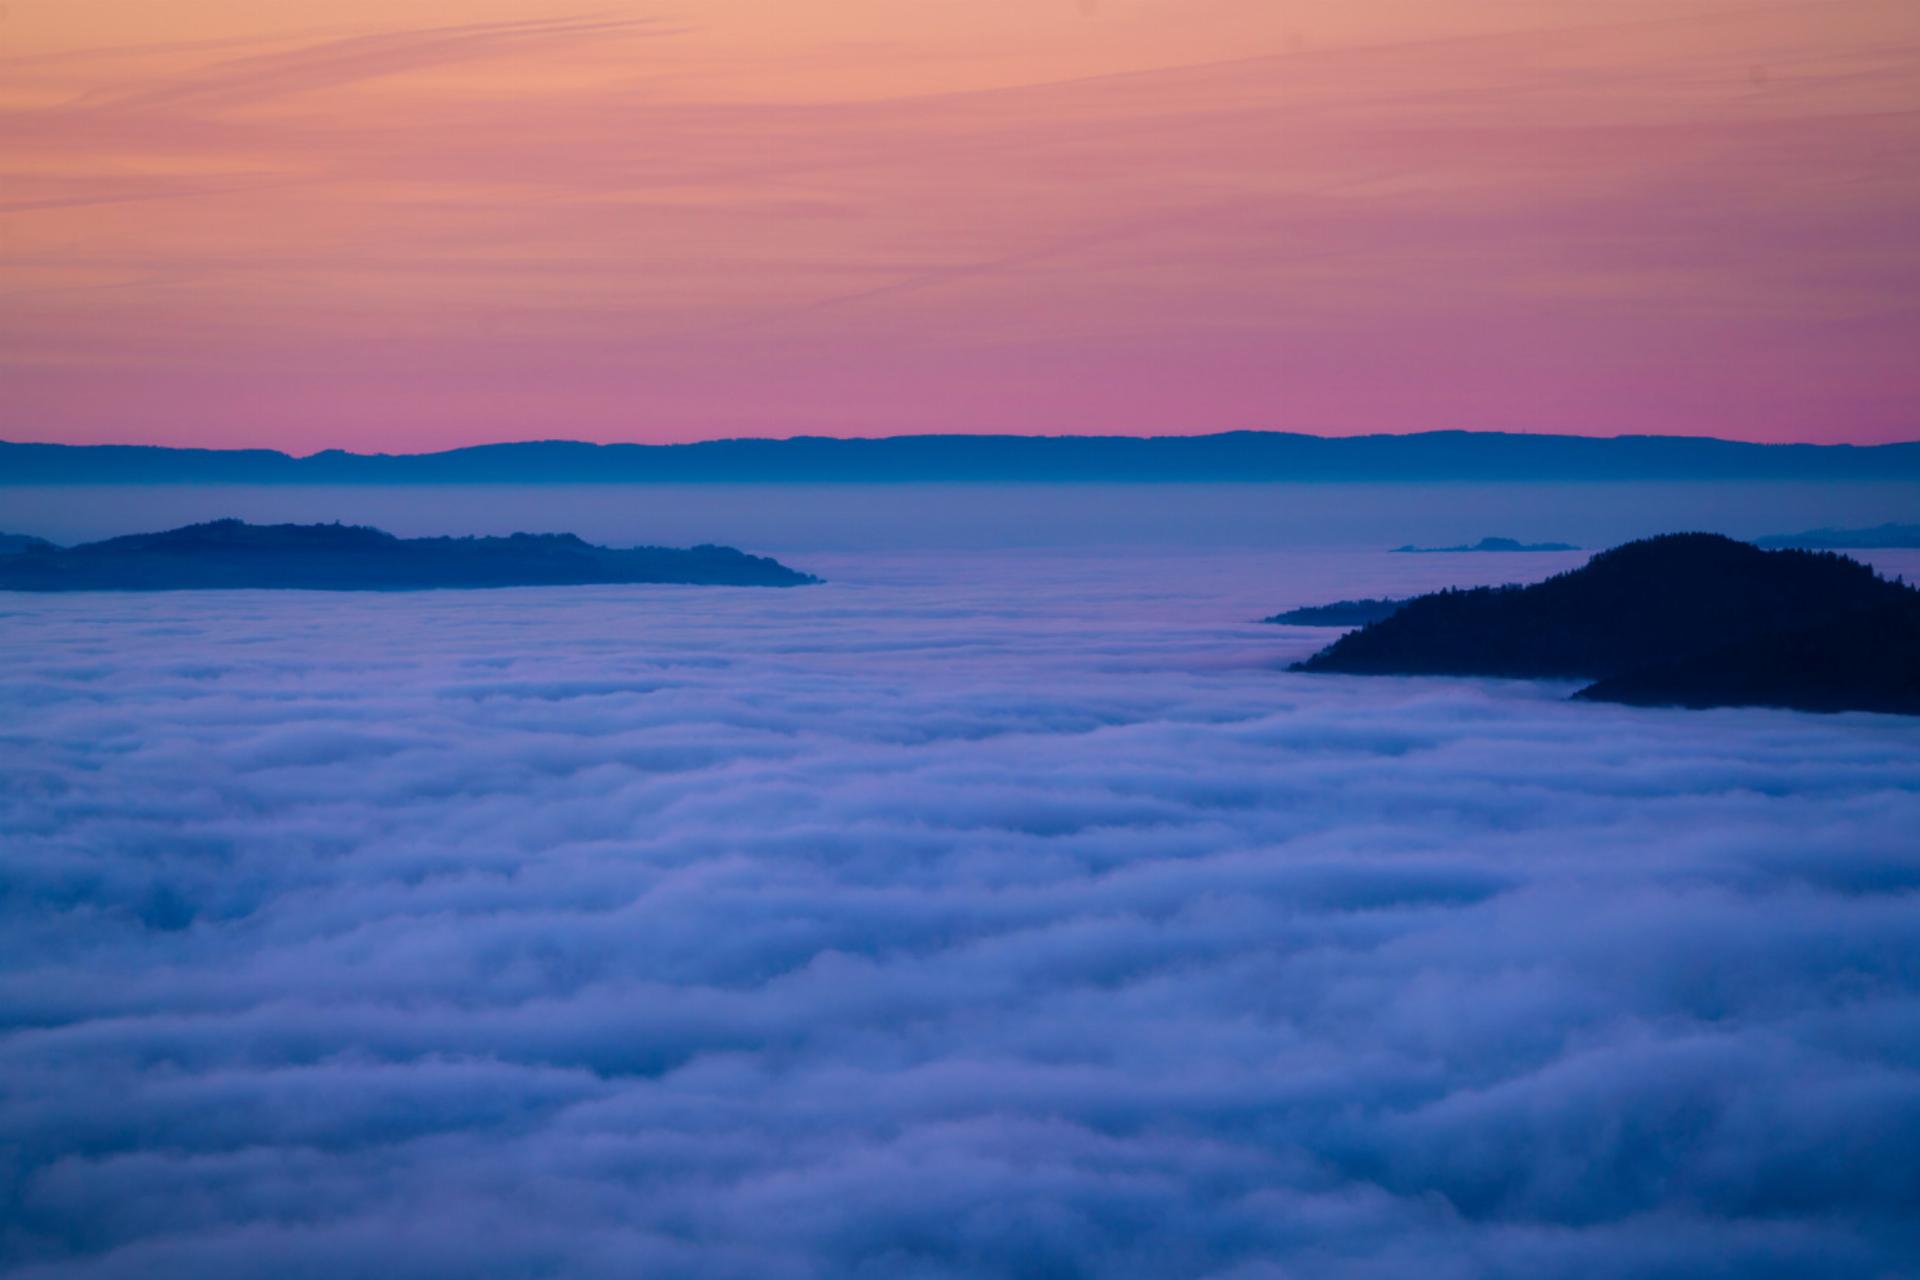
1263,598,1409,627
1293,533,1920,714
1393,537,1578,553
4,430,1920,484
0,533,56,554
1755,522,1920,549
0,519,817,592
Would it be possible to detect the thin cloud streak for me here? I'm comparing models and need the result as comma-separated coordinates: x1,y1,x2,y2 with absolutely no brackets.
51,17,668,115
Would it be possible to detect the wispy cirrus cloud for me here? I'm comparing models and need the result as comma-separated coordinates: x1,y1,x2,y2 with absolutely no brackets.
1,1,1917,448
55,16,671,116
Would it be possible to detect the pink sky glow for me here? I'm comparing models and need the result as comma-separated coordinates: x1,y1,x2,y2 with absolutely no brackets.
2,0,1917,451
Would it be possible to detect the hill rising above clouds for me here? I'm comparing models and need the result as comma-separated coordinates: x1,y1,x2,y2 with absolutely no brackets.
1263,598,1410,627
0,520,816,591
1294,533,1920,715
1393,537,1578,553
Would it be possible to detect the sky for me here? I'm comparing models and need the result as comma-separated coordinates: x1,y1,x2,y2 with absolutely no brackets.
2,0,1917,451
4,549,1919,1276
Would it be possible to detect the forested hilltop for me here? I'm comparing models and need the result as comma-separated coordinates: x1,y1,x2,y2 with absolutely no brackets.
0,520,817,591
1294,533,1920,715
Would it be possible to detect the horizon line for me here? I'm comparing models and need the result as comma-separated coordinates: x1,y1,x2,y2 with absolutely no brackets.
9,427,1920,460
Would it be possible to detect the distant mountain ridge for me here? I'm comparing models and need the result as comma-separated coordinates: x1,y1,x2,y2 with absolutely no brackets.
5,431,1919,484
1755,523,1920,549
1293,533,1920,715
0,519,816,591
1393,537,1578,553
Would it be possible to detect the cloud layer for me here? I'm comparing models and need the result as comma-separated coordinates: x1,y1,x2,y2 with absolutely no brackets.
2,550,1919,1277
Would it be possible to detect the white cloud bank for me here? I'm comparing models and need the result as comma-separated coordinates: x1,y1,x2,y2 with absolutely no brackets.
1,550,1917,1278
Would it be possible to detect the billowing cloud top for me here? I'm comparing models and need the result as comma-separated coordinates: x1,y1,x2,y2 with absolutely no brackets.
2,0,1918,449
2,548,1918,1276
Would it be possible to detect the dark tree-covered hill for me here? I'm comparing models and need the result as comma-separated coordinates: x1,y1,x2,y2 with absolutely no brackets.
1263,598,1408,626
1293,533,1920,714
0,520,817,591
1576,604,1920,714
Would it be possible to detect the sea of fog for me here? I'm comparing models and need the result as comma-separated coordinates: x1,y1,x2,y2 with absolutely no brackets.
3,490,1920,1277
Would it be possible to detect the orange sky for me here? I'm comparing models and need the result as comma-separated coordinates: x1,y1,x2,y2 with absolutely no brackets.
3,0,1917,450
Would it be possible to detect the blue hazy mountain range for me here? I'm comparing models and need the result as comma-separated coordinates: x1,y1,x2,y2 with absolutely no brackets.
1755,523,1920,549
0,520,816,591
6,431,1920,484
